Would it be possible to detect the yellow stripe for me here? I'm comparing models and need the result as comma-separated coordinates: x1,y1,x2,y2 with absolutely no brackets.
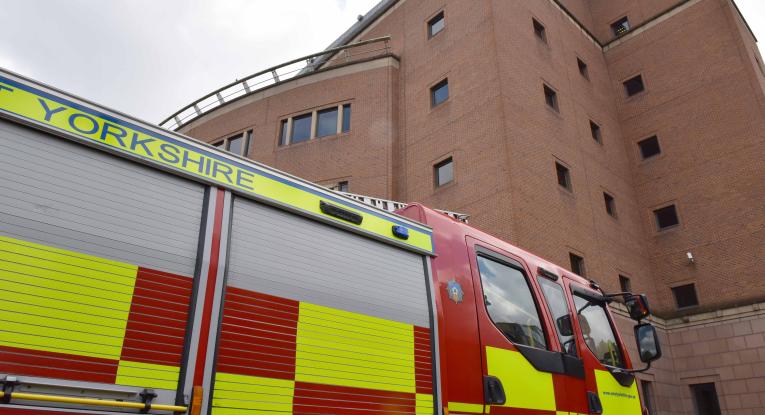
417,394,434,415
0,236,137,360
594,369,642,415
485,346,555,411
116,360,180,391
0,81,434,253
295,302,415,393
448,401,484,414
212,372,294,414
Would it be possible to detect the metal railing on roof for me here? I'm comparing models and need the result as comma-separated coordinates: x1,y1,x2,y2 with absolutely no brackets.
335,190,470,223
160,36,392,131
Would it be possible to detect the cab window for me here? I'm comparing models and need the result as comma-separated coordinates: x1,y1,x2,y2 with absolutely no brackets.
477,255,547,349
537,277,577,356
573,294,624,367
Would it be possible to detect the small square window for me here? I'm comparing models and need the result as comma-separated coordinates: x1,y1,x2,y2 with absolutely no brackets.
569,253,586,277
342,104,351,133
428,11,445,38
543,84,558,111
590,120,602,143
611,16,630,37
624,75,645,96
435,157,454,187
672,284,699,309
533,19,547,43
604,192,616,217
577,58,589,79
291,113,312,144
638,135,661,159
555,162,571,190
431,79,449,107
336,181,349,192
654,204,679,230
619,275,631,293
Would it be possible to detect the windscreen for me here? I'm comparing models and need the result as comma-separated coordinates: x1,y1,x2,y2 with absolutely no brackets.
573,294,624,367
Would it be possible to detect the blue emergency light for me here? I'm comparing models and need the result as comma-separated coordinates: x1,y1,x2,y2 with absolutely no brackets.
392,225,410,240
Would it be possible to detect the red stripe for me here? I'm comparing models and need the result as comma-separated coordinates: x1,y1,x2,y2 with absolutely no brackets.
0,345,117,384
413,326,433,394
293,382,416,415
194,188,226,386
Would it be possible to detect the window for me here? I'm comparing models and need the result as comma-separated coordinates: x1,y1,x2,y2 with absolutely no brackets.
653,204,679,230
538,277,577,355
533,18,547,43
434,157,454,187
279,119,289,146
555,162,571,190
672,283,699,309
431,79,449,107
641,381,656,415
611,16,630,37
619,275,631,293
569,253,585,277
623,74,645,96
543,84,558,111
428,11,445,38
316,107,339,138
213,131,251,156
342,104,351,133
329,181,349,192
477,255,546,349
577,58,589,79
690,383,721,415
590,120,602,143
573,294,624,367
291,113,312,144
279,104,351,146
603,192,616,217
637,135,661,159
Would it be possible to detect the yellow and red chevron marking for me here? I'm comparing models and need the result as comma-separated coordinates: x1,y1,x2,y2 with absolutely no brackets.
0,236,191,390
212,286,434,415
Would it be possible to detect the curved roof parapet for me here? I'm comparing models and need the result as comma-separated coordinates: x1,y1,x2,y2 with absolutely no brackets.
160,36,392,131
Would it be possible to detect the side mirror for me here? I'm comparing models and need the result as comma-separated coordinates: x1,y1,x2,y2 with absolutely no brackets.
625,294,651,321
634,323,662,363
556,315,573,337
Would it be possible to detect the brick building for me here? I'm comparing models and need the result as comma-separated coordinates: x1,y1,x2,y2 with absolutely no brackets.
163,0,765,413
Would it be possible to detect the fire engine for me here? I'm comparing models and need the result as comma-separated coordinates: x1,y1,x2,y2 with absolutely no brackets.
0,67,661,415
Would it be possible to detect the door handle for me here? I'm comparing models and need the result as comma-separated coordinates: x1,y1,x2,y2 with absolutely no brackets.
483,375,506,405
587,391,603,414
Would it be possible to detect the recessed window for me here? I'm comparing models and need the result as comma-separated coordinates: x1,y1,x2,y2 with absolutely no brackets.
291,113,312,144
623,74,645,96
653,204,679,230
569,253,585,276
672,283,699,309
642,381,657,415
431,79,449,107
690,383,721,415
533,18,547,43
611,16,630,37
604,192,616,217
331,181,349,192
342,104,352,133
555,162,571,190
577,58,589,79
428,11,445,38
213,130,251,156
278,104,351,146
590,120,602,143
543,84,558,111
619,275,631,293
316,107,339,138
637,135,661,159
434,157,454,187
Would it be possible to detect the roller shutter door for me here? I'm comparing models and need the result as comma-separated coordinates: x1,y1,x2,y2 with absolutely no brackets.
211,197,434,415
0,121,204,398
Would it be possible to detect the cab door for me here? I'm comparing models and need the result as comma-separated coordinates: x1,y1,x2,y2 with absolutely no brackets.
466,237,587,415
567,281,642,415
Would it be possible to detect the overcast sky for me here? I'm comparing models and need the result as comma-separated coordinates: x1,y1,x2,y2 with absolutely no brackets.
1,0,763,124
